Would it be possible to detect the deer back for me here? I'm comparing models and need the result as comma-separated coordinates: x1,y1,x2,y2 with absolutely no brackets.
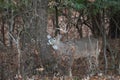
59,37,101,59
47,35,101,59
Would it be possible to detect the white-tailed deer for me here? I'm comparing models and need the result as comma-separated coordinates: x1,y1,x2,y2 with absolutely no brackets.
47,34,101,77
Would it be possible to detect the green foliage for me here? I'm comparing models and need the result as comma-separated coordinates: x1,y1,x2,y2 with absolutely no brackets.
64,0,120,15
0,0,16,10
95,0,120,15
67,0,86,10
0,0,30,12
73,2,86,10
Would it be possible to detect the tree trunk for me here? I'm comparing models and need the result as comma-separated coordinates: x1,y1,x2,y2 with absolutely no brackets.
108,10,120,38
27,0,54,72
36,0,53,63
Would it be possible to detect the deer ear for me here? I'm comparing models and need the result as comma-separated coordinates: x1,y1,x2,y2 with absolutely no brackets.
59,35,62,39
47,34,51,39
57,34,62,40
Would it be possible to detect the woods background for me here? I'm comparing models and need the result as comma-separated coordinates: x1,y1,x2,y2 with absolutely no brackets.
0,0,120,79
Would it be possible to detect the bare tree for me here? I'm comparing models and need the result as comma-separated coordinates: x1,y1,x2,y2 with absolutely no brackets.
26,0,53,73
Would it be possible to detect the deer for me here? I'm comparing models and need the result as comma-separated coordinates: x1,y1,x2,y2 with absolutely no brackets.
47,34,101,78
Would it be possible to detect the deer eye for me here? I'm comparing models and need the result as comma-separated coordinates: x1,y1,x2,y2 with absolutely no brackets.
53,38,56,41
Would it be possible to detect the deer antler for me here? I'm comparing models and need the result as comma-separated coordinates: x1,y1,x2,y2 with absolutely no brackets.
56,27,68,33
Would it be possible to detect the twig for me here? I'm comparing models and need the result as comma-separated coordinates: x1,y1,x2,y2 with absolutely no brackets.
8,32,21,76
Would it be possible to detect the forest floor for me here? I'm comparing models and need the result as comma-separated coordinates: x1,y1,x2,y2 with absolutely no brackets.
0,39,120,80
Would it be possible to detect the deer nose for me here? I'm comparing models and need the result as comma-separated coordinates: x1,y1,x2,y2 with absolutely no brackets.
52,45,58,50
48,39,53,45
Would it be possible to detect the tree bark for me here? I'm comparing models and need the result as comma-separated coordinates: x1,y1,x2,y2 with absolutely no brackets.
36,0,52,62
27,0,54,69
108,10,120,38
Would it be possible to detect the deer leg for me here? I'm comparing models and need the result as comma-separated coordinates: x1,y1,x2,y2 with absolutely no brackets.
87,56,97,76
54,55,63,77
95,56,100,74
68,55,74,80
90,56,99,75
87,56,92,74
95,40,100,73
69,67,72,77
